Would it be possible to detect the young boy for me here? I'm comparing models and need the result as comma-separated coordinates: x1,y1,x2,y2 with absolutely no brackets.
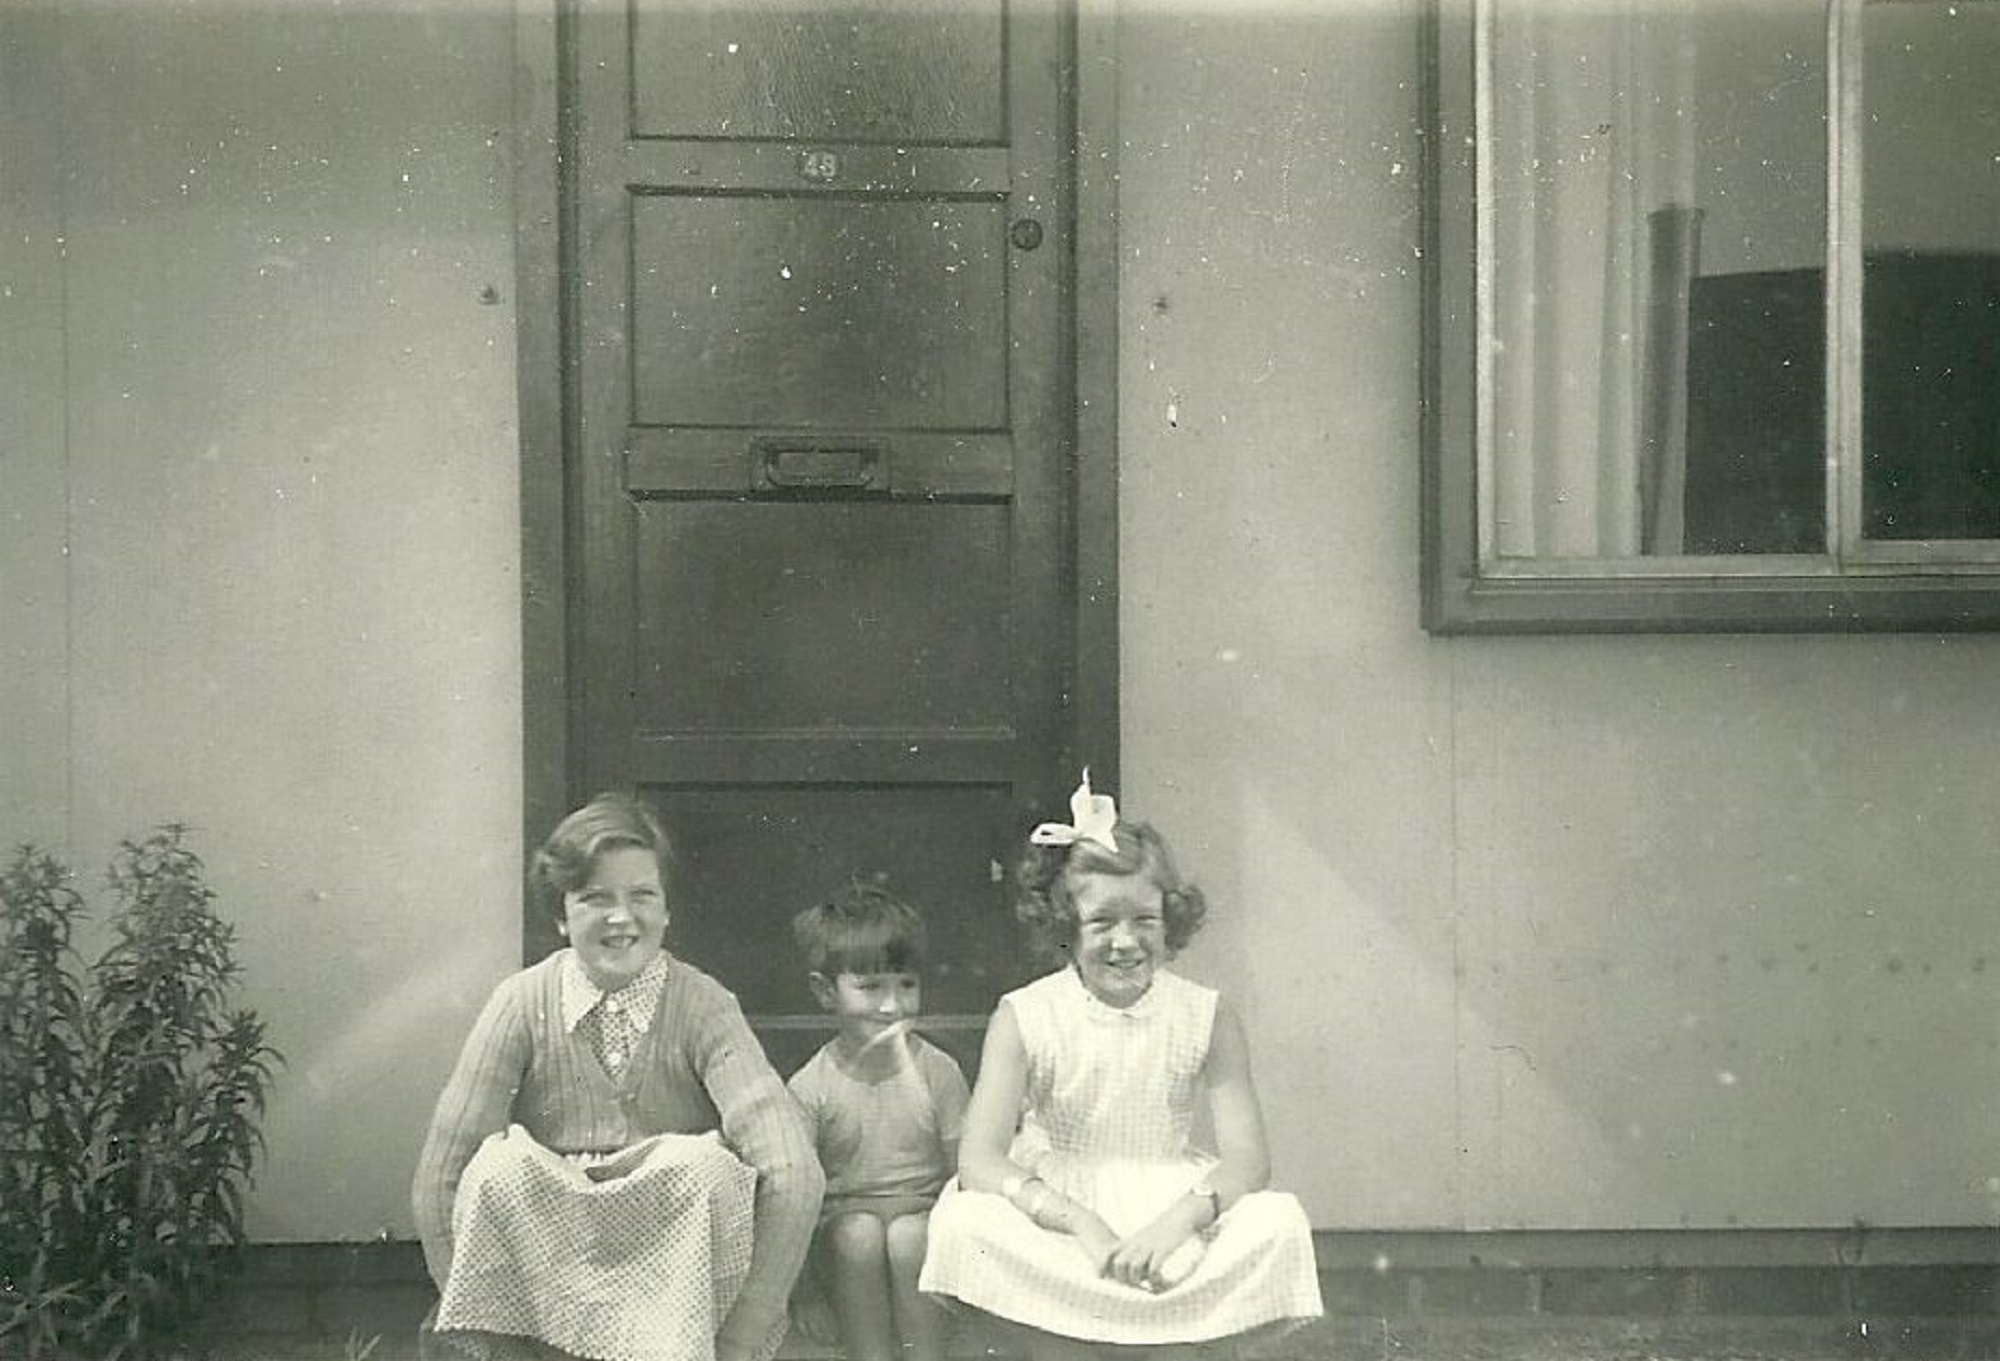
789,880,970,1361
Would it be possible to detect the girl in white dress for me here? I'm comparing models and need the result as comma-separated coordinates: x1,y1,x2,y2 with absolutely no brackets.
919,774,1322,1360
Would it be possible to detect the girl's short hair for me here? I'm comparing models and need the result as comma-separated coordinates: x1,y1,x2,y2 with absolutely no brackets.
1014,820,1208,959
792,878,927,976
530,791,672,922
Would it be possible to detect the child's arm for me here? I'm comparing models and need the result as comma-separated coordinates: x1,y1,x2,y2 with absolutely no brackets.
959,1001,1120,1268
1196,997,1274,1202
929,1045,971,1180
785,1063,826,1159
410,978,532,1289
697,1000,825,1361
1101,998,1271,1289
956,1000,1030,1193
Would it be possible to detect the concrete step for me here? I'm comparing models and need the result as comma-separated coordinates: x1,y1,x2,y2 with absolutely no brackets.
162,1244,2000,1361
180,1316,2000,1361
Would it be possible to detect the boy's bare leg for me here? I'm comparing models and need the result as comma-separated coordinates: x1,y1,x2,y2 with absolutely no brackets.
825,1212,898,1361
885,1212,949,1361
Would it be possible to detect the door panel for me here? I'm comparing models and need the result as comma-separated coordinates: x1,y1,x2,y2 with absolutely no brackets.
629,198,1009,429
561,0,1086,1067
629,1,1006,144
634,502,1013,731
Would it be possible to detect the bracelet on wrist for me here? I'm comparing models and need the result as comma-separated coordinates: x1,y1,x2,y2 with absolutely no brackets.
1024,1182,1055,1223
1188,1178,1222,1226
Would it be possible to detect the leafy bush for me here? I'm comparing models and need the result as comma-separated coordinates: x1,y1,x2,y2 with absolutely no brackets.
0,827,281,1359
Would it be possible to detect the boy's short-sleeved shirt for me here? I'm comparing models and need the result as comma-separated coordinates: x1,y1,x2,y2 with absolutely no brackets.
788,1033,969,1211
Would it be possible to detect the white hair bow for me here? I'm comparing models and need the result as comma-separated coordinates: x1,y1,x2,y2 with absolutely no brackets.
1029,769,1120,854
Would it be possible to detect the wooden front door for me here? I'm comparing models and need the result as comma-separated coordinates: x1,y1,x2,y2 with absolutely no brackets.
539,0,1111,1074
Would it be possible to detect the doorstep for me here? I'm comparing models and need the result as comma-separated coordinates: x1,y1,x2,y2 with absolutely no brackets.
178,1236,2000,1361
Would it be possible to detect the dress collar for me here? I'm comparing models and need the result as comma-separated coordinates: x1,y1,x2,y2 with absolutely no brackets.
1065,962,1165,1022
560,949,671,1035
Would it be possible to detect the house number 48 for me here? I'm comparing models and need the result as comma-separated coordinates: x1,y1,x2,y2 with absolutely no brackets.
797,149,840,184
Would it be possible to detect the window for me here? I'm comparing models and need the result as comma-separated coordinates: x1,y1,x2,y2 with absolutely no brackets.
1423,0,2000,632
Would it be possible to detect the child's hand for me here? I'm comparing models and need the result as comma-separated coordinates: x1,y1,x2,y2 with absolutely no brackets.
580,1137,658,1182
1102,1212,1205,1292
1073,1217,1122,1275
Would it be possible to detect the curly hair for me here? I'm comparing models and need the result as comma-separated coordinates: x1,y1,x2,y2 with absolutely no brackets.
1014,820,1208,960
792,877,927,977
529,791,673,923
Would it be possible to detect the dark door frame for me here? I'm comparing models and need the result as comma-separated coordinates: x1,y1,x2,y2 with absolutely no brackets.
510,0,1121,957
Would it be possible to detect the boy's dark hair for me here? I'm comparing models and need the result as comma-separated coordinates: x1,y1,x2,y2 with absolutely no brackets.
792,877,927,976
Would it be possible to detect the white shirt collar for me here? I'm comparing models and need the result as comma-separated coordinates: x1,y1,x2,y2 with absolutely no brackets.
560,949,670,1034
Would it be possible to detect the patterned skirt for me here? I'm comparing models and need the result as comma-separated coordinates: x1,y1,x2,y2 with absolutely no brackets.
425,1125,759,1361
918,1155,1322,1347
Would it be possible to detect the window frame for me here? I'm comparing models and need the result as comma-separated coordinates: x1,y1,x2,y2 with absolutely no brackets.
1420,0,2000,634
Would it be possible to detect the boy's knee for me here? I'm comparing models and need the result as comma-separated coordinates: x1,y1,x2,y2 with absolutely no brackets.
825,1210,890,1261
884,1210,929,1266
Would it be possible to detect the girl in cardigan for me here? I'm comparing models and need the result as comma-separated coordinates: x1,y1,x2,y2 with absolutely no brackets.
412,792,823,1361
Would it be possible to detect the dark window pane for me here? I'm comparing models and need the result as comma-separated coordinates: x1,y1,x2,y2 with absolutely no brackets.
1861,0,2000,542
1683,269,1825,554
1861,254,2000,540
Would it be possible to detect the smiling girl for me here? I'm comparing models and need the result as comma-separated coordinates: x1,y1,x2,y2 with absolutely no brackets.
919,774,1322,1361
412,792,823,1361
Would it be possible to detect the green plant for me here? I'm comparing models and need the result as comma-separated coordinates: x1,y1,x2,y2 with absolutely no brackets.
0,847,90,1354
1,826,281,1360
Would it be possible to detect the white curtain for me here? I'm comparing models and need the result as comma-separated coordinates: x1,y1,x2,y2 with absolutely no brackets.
1486,2,1696,560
